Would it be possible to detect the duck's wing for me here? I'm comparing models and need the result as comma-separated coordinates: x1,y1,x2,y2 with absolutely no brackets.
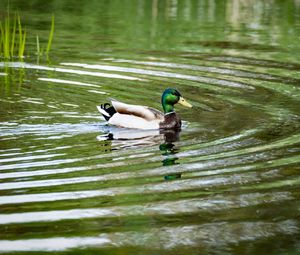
111,99,164,121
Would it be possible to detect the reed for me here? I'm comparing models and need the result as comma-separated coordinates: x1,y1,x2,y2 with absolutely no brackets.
36,35,40,56
46,15,55,57
0,14,10,58
0,12,26,59
10,14,16,57
17,13,26,58
36,15,54,60
0,12,54,60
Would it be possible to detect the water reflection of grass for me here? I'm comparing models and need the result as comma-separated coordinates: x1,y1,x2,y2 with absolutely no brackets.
0,12,54,60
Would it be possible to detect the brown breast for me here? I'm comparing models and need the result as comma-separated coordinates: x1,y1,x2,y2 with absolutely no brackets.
159,112,181,130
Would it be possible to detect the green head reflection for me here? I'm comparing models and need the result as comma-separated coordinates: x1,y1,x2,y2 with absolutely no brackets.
159,129,182,180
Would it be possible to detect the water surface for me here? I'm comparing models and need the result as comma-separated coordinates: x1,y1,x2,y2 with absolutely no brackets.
0,1,300,254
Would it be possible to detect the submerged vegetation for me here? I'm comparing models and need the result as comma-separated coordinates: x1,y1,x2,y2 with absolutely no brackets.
0,12,54,60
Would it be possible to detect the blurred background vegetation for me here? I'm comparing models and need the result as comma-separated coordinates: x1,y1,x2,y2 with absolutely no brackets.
0,0,299,61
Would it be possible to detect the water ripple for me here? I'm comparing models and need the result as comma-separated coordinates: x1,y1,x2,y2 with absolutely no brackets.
61,62,254,89
0,191,293,224
0,220,297,252
1,47,300,255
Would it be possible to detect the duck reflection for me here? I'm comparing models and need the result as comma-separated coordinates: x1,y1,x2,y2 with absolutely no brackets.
97,127,166,148
159,129,182,180
97,126,180,147
97,127,182,179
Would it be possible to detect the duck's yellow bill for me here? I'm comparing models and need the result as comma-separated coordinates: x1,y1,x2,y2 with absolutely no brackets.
178,97,192,108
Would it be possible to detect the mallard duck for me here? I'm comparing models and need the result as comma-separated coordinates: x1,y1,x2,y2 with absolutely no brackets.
97,88,192,130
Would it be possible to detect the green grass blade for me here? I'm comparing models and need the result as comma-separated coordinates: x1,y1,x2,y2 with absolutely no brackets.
11,14,16,57
4,10,10,59
17,13,21,53
4,18,10,59
46,15,54,56
17,13,23,58
36,35,40,56
20,29,26,58
0,21,3,55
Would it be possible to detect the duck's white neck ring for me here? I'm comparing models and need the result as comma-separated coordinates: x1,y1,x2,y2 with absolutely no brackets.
164,111,175,116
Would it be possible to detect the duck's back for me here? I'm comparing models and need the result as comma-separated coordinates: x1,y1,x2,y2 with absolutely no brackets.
111,100,164,121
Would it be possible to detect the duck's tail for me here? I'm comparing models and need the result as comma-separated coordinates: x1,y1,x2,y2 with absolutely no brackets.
97,103,117,121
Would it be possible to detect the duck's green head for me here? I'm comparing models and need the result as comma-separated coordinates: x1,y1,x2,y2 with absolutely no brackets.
161,88,192,114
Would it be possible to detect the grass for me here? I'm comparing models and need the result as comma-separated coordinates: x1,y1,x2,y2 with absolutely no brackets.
0,12,26,59
37,15,55,59
46,15,55,57
0,11,54,60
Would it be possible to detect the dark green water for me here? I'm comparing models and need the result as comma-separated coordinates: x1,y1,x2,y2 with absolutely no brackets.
1,1,300,254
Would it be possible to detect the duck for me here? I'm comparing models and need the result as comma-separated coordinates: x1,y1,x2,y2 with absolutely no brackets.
97,88,192,130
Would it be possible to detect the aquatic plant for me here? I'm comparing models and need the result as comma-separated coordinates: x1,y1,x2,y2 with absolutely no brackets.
36,15,55,59
46,15,55,57
0,13,26,59
0,12,54,60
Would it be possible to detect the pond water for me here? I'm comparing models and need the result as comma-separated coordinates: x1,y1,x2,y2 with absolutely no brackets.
0,0,300,254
